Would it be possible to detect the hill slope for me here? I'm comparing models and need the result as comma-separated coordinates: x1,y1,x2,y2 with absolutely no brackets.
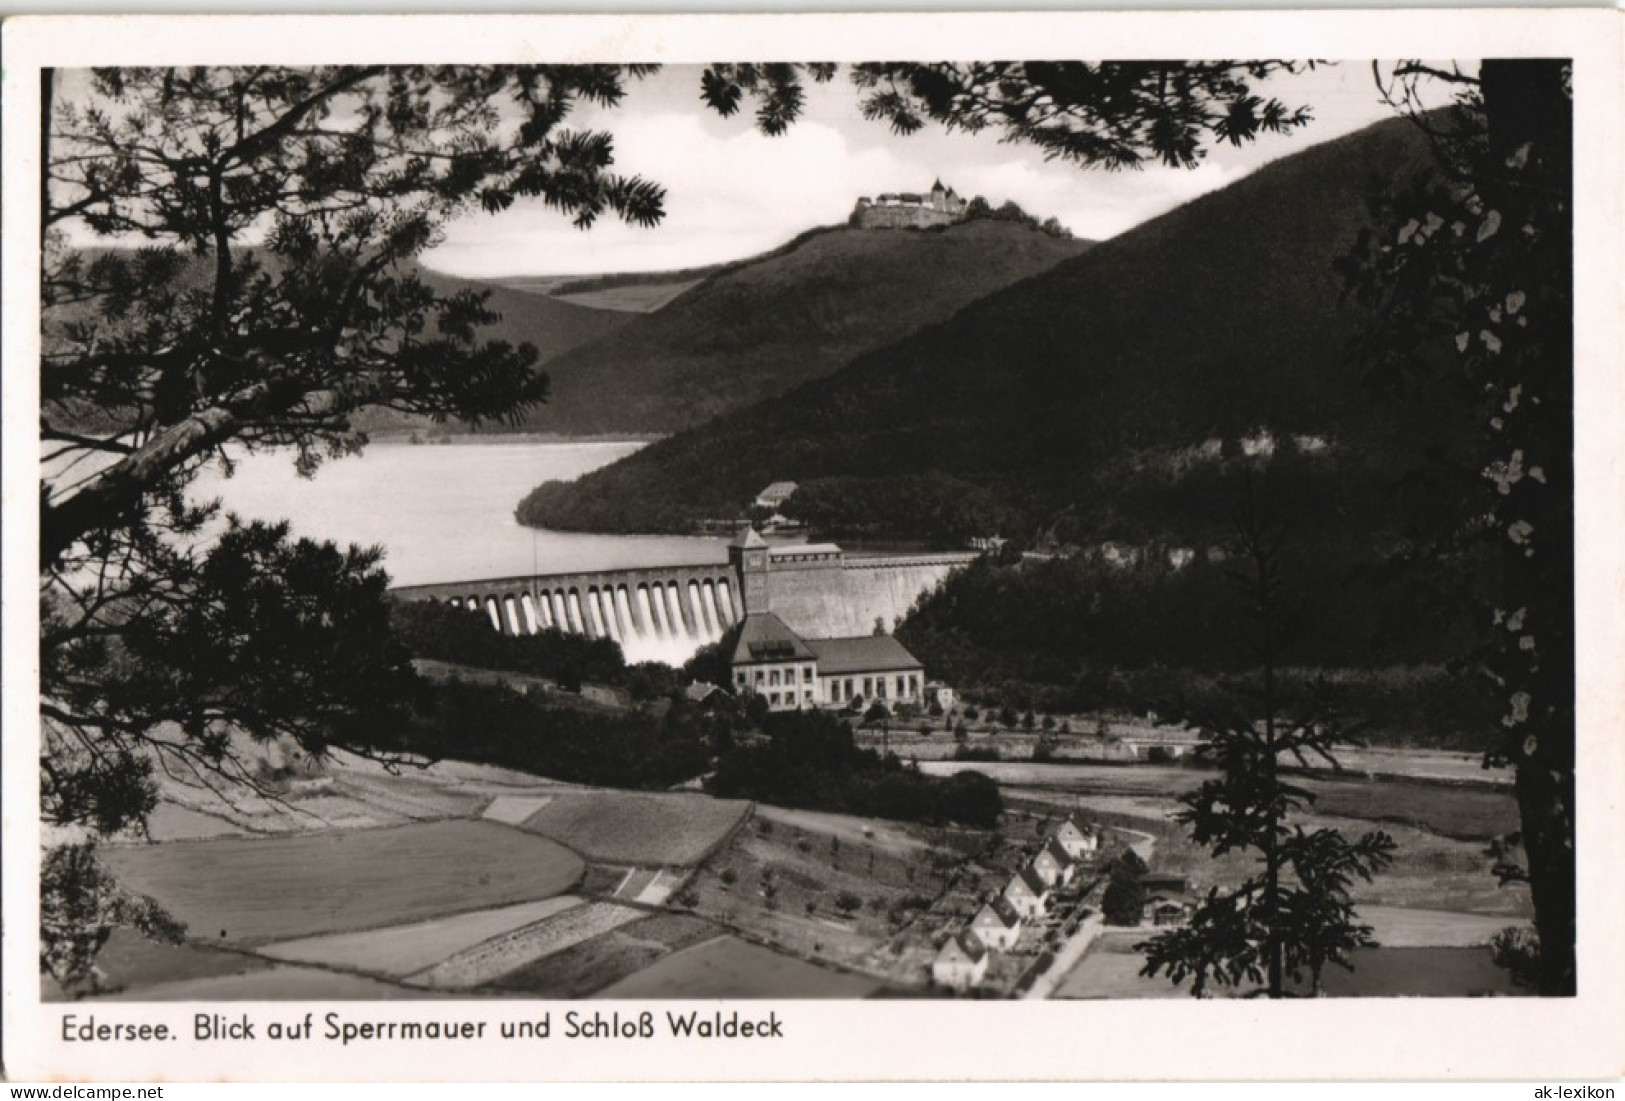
350,266,635,436
518,114,1465,540
515,220,1092,435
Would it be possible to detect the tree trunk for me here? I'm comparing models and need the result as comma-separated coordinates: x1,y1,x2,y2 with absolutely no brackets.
1479,58,1576,998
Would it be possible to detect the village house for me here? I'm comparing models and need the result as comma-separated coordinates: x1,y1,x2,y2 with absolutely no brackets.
930,931,989,991
683,681,730,708
1141,874,1192,927
1003,865,1050,919
1031,838,1078,888
1054,814,1101,862
969,896,1024,952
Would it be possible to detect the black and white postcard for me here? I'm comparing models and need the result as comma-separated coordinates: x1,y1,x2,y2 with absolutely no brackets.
3,9,1622,1083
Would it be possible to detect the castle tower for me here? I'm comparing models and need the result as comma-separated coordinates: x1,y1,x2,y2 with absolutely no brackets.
729,525,771,616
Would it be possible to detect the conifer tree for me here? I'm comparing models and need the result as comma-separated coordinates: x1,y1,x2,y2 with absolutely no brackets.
1138,494,1396,997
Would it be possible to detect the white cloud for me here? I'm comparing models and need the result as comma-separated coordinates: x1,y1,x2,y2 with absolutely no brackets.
424,63,1408,278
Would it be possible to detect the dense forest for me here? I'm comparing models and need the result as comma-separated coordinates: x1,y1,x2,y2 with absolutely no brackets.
388,601,1005,826
705,709,1003,828
893,527,1498,749
517,114,1466,544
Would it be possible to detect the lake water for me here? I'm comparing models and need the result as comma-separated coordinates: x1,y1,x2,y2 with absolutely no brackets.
188,438,730,589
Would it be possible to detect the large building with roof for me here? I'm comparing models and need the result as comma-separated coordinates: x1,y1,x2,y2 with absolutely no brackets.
852,179,969,230
730,610,925,712
728,528,929,711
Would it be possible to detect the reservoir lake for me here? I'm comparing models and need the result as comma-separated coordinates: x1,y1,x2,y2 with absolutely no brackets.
190,438,730,590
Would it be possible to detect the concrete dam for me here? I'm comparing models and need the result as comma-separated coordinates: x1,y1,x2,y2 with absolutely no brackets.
389,537,977,666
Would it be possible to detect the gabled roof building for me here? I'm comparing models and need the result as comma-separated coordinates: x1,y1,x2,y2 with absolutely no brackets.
930,931,989,990
970,896,1024,951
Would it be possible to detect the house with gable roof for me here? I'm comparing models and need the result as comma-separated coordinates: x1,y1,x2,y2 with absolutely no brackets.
1055,814,1101,862
1032,837,1078,889
969,896,1024,952
1003,864,1050,919
930,930,989,990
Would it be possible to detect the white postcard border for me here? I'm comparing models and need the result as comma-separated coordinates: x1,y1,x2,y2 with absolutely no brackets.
4,9,1622,1083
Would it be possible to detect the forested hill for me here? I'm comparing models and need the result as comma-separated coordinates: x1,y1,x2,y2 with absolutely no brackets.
350,265,634,436
518,113,1467,542
510,219,1093,435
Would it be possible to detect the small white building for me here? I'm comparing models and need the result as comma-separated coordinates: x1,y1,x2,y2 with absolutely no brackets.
1055,815,1101,862
969,897,1024,951
1003,865,1050,919
753,481,799,511
1032,838,1077,889
931,931,989,991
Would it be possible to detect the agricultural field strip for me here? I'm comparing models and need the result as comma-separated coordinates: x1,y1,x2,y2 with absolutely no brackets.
482,795,555,825
94,964,443,1003
253,896,585,977
407,901,646,989
942,762,1517,841
518,791,751,866
591,934,882,1000
634,870,676,905
753,804,930,858
99,819,584,946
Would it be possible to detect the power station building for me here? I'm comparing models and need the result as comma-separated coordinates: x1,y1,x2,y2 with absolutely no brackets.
728,528,927,711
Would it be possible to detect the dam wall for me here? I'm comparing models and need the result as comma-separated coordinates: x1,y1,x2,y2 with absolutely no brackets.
391,563,741,667
761,552,976,640
391,548,978,667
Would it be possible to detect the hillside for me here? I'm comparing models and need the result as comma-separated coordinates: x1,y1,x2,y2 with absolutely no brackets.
513,220,1092,435
517,114,1469,543
349,266,635,436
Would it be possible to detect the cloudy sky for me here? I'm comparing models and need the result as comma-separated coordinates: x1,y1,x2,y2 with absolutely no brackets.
425,62,1431,279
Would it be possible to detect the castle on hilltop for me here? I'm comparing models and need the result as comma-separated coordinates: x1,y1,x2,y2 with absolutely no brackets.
851,179,969,230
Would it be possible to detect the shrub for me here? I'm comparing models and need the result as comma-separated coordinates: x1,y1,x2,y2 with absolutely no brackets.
719,868,737,887
1102,877,1145,927
1491,926,1542,987
1102,849,1148,926
835,891,862,916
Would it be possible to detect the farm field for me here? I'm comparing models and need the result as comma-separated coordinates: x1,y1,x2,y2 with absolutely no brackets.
681,812,962,979
1053,935,1526,999
79,928,274,996
592,935,882,999
139,802,250,842
753,805,931,858
553,281,703,312
411,901,645,989
926,760,1519,841
487,912,720,998
1360,906,1521,948
99,820,583,946
97,964,436,1001
518,791,750,866
257,896,584,977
